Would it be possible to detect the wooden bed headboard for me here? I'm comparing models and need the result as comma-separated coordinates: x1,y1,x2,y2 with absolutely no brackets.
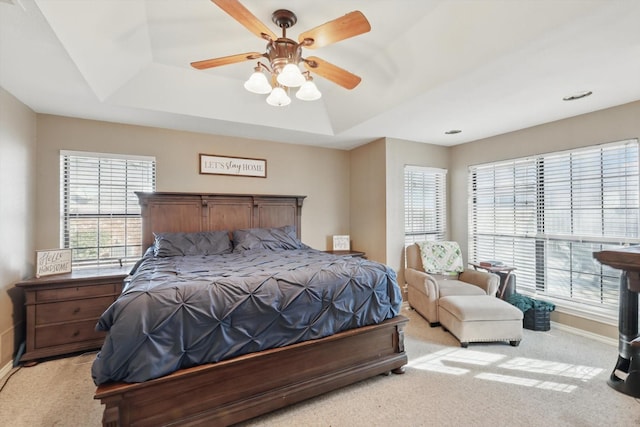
136,192,306,249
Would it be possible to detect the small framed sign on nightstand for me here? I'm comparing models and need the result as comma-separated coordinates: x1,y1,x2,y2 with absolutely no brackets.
35,249,72,278
332,235,350,251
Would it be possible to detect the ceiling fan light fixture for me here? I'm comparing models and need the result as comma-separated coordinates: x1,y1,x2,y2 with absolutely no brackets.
276,63,306,87
244,69,272,94
266,86,291,107
296,79,322,101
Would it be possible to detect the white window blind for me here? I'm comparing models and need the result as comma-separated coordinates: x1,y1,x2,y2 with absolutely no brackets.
468,139,639,316
60,151,156,267
404,165,447,245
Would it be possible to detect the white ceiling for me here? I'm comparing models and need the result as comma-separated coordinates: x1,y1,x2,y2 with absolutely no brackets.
1,0,639,150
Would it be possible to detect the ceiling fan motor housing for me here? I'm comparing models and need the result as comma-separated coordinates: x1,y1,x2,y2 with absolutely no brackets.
267,10,301,75
266,39,302,75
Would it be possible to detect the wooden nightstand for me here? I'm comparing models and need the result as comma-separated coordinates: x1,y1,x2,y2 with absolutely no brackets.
324,250,366,258
16,266,128,363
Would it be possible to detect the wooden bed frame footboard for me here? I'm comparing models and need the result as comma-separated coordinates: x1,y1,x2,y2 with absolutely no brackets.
94,192,408,426
95,315,408,427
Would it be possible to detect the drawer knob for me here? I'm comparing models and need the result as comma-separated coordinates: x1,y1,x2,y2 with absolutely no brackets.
73,307,81,315
72,330,80,337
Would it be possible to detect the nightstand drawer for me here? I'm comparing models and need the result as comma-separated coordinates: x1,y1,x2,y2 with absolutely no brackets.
35,296,114,324
36,283,117,302
17,267,128,362
35,320,106,348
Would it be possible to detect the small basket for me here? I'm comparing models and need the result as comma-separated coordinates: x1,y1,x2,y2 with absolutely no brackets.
523,308,550,331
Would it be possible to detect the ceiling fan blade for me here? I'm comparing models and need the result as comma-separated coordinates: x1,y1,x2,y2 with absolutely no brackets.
211,0,277,41
191,52,263,70
298,11,371,49
303,56,361,90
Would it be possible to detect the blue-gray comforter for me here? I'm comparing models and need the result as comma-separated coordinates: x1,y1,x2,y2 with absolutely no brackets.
91,249,402,385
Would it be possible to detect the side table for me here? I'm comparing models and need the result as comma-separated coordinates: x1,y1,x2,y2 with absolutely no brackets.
470,262,516,299
16,266,128,363
593,247,640,398
324,250,366,258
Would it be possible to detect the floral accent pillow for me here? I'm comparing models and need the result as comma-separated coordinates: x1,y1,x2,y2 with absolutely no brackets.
416,241,464,275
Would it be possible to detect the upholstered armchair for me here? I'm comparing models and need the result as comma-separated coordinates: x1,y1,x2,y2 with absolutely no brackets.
405,242,499,326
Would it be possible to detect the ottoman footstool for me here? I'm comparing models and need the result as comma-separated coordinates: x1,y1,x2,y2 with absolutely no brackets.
438,295,523,347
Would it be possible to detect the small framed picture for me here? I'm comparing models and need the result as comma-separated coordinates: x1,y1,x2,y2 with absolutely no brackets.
36,249,72,278
333,235,350,251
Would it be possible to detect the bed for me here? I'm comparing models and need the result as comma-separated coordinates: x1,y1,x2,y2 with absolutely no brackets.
93,192,408,426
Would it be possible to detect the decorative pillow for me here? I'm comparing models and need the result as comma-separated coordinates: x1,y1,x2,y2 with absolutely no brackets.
153,231,232,257
232,225,306,252
416,241,464,276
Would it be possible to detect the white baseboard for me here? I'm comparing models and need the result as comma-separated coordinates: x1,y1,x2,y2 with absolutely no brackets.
0,360,13,381
551,321,618,347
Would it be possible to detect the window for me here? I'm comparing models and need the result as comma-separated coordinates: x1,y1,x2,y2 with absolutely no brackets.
468,139,639,317
60,151,156,267
404,165,447,245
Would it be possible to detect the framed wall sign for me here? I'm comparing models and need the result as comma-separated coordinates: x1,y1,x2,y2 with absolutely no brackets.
200,154,267,178
36,249,72,278
332,235,351,251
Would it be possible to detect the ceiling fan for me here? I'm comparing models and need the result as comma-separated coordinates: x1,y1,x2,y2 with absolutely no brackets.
190,0,371,106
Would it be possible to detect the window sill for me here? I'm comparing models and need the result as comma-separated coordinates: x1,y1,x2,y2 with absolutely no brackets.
513,293,618,345
552,300,617,327
517,291,617,327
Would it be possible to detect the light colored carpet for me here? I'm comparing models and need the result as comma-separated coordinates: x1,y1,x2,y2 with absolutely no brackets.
1,306,639,426
0,351,103,426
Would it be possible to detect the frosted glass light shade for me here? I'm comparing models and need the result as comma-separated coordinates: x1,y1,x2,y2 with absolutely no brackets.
276,63,305,87
244,71,272,94
266,86,291,106
296,80,322,101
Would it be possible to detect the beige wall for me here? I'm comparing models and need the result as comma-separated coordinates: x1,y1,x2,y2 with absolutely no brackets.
348,137,449,276
5,95,638,358
349,139,387,263
35,115,351,252
0,88,37,368
448,100,640,338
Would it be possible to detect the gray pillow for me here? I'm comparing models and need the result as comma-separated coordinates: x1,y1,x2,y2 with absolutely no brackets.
232,226,306,252
153,231,232,257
